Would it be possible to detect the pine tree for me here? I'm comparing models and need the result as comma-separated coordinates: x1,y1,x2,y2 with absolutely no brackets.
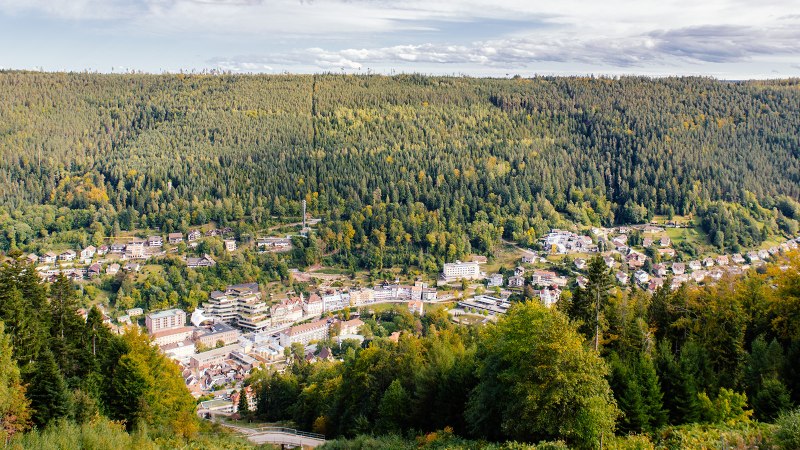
376,379,409,433
656,341,699,424
237,389,250,417
638,353,668,431
568,256,613,347
27,348,70,428
49,274,84,378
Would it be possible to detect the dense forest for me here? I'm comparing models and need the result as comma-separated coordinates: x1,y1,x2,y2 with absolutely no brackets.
2,73,800,269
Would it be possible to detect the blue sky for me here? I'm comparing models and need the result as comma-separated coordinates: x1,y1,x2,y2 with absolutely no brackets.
1,0,799,78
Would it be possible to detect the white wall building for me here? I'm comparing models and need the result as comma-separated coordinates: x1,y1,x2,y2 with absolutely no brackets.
442,261,484,281
146,309,187,334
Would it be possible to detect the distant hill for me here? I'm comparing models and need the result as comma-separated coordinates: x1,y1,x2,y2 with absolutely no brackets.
1,72,799,257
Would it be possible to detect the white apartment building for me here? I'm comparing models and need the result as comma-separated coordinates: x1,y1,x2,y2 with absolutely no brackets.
145,309,187,334
279,319,330,347
150,326,195,346
442,261,484,281
202,283,270,332
303,294,324,316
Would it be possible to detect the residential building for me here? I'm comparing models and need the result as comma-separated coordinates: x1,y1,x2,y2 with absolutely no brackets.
224,239,237,252
442,261,484,281
151,326,195,346
626,252,647,268
204,283,270,332
660,236,671,247
168,232,183,244
194,322,241,348
40,251,57,264
279,319,330,347
603,255,616,269
408,300,424,315
88,263,102,277
574,258,586,270
187,254,216,268
109,243,126,254
106,263,120,275
339,318,364,335
146,309,187,334
648,278,665,292
147,235,163,247
270,297,305,325
81,246,96,260
187,230,202,242
612,235,628,247
58,250,77,262
672,262,685,275
692,270,707,282
732,254,746,264
127,239,146,259
653,263,667,277
530,270,568,286
535,287,561,308
508,275,525,288
541,229,596,254
658,248,676,259
189,344,240,369
616,271,629,284
303,294,324,316
688,260,702,271
321,290,349,312
487,273,504,287
634,270,650,284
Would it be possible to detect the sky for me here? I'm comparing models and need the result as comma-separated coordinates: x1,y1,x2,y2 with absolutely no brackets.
0,0,799,79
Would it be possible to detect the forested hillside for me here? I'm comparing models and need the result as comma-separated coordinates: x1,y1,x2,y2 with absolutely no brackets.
2,72,800,265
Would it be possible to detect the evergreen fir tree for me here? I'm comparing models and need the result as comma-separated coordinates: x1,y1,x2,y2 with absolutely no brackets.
237,389,250,417
27,348,71,428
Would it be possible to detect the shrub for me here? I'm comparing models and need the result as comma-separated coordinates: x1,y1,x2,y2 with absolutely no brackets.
773,408,800,450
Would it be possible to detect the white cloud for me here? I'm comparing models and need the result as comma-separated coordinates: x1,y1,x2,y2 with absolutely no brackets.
212,22,800,72
2,0,800,76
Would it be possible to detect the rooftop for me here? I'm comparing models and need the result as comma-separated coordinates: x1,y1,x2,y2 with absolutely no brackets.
148,308,185,320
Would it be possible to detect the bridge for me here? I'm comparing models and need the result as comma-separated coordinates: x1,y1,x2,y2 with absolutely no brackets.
228,424,326,448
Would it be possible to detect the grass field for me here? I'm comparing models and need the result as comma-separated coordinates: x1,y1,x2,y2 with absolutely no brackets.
484,242,525,273
135,264,164,283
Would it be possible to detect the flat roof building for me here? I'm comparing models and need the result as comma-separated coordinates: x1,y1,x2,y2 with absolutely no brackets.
145,309,187,334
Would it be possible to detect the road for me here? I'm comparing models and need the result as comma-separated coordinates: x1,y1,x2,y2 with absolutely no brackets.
221,422,326,448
